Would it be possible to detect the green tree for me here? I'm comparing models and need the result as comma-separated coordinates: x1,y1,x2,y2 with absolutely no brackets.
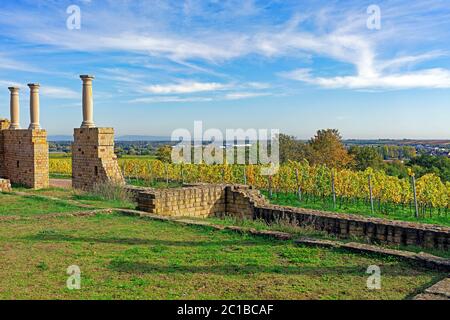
349,146,383,171
279,134,308,163
308,129,353,169
156,145,173,163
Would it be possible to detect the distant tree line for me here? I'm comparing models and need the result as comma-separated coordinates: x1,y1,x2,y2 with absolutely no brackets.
279,130,450,183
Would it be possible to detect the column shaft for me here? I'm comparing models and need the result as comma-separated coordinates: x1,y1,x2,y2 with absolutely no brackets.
28,83,41,130
8,87,20,130
80,75,95,128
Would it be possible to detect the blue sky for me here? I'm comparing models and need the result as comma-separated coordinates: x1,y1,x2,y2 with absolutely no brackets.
0,0,449,139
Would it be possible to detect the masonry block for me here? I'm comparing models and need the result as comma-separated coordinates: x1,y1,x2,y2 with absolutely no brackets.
0,129,49,189
0,119,10,177
72,127,125,190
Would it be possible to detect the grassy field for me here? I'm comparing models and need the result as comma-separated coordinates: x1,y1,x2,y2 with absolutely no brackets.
9,187,135,210
0,210,444,300
0,193,89,216
263,192,450,227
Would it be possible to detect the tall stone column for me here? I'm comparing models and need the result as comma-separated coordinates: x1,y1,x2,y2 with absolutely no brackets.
8,87,20,130
28,83,41,130
80,75,96,128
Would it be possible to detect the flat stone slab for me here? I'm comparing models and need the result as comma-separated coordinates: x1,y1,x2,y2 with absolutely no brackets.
425,278,450,298
413,293,448,300
295,237,450,272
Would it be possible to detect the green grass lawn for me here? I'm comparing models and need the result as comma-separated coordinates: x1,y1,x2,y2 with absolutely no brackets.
12,187,136,210
263,192,450,227
126,178,183,189
0,193,89,216
0,212,444,300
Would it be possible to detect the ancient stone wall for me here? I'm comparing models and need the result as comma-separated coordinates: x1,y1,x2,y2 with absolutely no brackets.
225,185,267,219
136,184,450,250
0,129,49,189
253,205,450,250
0,119,10,177
72,127,125,190
138,185,226,217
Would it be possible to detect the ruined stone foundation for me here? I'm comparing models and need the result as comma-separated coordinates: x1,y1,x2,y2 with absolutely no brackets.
72,127,125,190
0,128,49,189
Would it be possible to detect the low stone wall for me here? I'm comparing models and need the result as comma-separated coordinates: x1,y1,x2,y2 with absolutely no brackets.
0,178,11,192
224,185,267,219
135,184,450,250
137,185,226,218
253,205,449,250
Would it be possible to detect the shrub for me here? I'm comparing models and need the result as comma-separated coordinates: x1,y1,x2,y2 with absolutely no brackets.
90,181,133,203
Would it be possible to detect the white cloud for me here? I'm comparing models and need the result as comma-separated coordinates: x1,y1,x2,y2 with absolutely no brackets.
0,80,23,88
142,81,229,94
129,96,213,104
2,1,450,92
40,86,78,99
0,55,41,73
224,92,269,100
281,68,450,90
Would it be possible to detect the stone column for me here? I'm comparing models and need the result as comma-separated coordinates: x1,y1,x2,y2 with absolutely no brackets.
28,83,41,130
80,75,95,128
8,87,20,130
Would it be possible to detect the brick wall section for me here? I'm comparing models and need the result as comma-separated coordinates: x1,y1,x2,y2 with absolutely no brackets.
135,184,450,250
253,205,449,250
0,178,11,192
0,119,10,177
72,128,125,190
138,185,226,217
225,185,267,219
0,129,49,189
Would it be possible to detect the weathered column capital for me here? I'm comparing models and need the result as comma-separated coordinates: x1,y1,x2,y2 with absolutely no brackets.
8,86,20,94
28,83,41,130
80,75,95,83
28,83,40,90
8,86,20,129
80,75,96,128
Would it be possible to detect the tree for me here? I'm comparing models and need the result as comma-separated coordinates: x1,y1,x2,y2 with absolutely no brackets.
279,134,309,163
407,154,450,182
156,145,173,163
349,146,383,171
308,129,353,169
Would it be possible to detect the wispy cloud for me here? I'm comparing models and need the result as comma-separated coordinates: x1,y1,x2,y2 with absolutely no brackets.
40,86,78,99
0,54,41,72
281,67,450,89
141,81,229,94
224,92,270,100
1,0,450,93
128,96,213,104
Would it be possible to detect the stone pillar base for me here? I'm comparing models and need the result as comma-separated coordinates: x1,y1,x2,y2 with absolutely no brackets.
0,129,49,189
0,119,10,177
72,127,125,190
